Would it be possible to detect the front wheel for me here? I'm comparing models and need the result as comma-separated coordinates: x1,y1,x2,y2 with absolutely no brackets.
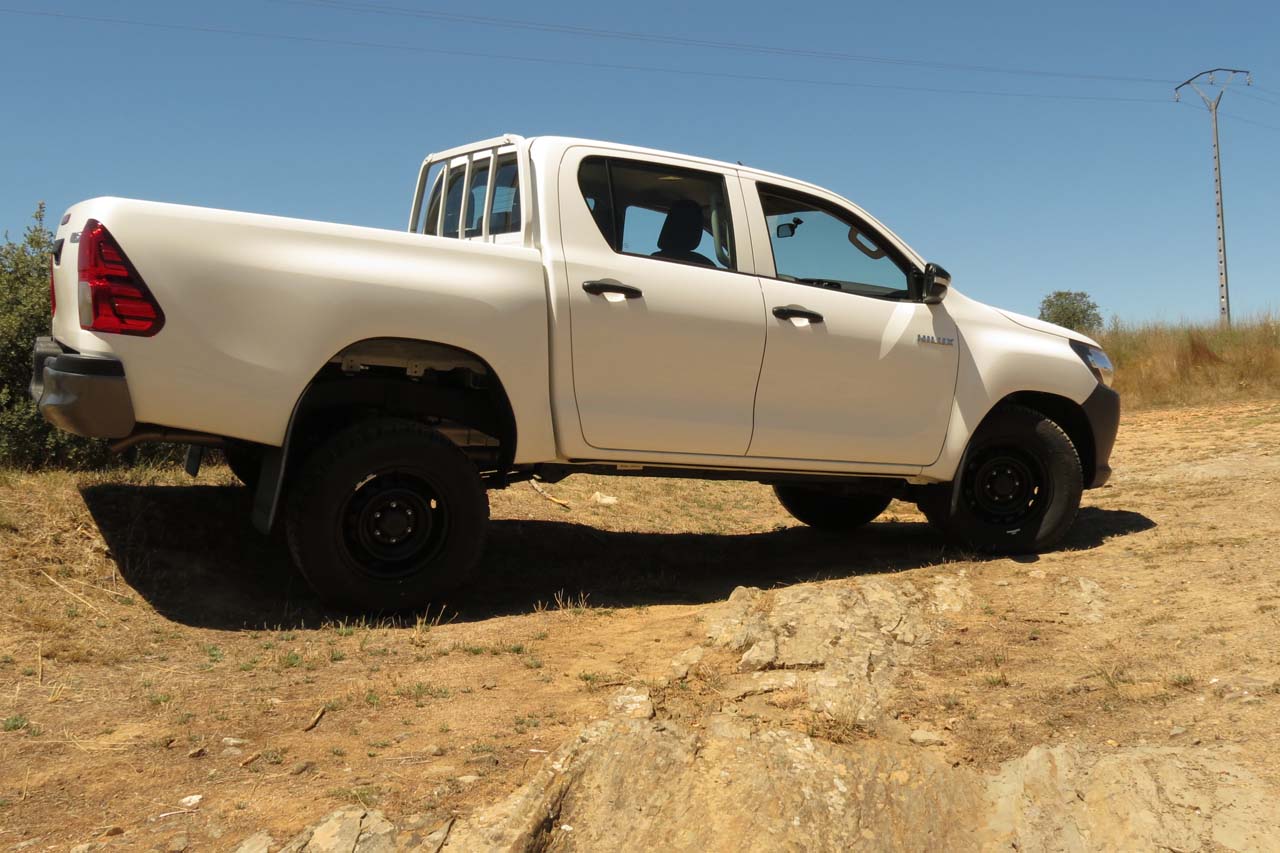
774,485,893,531
917,404,1082,553
285,419,489,612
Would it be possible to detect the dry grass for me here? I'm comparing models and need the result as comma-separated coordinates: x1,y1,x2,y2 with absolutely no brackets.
1099,314,1280,409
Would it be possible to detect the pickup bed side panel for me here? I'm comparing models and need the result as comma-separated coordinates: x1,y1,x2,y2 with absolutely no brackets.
52,198,557,462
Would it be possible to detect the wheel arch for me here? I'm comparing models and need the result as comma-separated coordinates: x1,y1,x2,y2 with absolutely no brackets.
994,391,1095,488
250,337,518,533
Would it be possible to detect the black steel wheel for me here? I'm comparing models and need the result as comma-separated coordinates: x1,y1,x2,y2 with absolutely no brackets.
917,404,1082,553
285,419,488,612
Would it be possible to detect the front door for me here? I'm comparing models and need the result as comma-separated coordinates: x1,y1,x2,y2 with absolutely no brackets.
560,151,765,456
745,180,959,465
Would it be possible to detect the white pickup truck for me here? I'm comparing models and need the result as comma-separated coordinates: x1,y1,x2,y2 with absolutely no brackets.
32,134,1118,611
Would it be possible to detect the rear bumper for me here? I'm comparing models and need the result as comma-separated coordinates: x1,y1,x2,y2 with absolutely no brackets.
30,336,136,439
1081,383,1120,488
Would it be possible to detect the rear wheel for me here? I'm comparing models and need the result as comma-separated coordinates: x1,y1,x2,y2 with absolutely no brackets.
223,443,264,490
918,404,1082,553
774,485,893,531
285,419,488,612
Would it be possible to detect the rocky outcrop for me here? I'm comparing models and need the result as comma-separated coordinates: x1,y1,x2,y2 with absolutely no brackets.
233,574,1280,852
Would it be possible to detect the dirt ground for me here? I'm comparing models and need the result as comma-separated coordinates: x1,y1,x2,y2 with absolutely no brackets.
1,399,1279,850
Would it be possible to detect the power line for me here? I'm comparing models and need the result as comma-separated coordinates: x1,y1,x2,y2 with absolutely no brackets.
1234,88,1280,108
270,0,1176,86
0,7,1174,104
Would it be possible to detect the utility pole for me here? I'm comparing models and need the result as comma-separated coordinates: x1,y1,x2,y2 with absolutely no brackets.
1175,68,1251,326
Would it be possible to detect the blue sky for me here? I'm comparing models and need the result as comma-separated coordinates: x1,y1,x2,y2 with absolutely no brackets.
1,0,1277,323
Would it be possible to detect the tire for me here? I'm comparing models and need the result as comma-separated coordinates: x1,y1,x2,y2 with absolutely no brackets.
224,443,264,490
774,485,893,531
285,419,489,612
917,404,1082,553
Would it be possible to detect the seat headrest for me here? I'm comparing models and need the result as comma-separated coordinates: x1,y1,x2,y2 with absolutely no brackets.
657,200,705,253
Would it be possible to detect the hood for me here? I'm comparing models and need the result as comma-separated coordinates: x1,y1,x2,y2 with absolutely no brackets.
996,309,1100,347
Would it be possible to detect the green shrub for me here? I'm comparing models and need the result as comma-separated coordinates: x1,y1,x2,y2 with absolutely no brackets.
0,204,114,468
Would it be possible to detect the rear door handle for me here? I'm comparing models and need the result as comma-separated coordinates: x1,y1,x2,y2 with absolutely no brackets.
583,280,643,299
772,306,824,323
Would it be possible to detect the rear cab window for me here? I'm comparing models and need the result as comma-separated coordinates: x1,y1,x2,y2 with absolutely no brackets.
419,151,522,241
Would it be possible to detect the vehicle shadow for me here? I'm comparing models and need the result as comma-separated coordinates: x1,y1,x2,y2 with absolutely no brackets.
79,483,1156,630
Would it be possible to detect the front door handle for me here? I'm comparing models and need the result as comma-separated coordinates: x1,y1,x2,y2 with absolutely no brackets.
583,280,643,299
772,305,824,323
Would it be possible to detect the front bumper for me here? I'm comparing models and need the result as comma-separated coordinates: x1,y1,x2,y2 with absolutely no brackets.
30,336,136,439
1081,383,1120,488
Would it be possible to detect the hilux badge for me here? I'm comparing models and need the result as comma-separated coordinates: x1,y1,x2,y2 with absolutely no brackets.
918,333,956,347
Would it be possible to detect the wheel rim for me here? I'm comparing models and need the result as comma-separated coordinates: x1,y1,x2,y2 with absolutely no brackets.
962,446,1049,527
339,469,449,580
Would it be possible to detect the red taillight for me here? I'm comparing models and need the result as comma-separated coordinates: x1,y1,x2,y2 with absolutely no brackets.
77,219,164,336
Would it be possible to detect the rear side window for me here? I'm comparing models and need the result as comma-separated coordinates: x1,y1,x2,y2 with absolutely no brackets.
577,156,736,271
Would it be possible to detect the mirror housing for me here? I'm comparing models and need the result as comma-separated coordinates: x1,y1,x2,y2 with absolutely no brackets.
775,217,803,239
921,262,951,304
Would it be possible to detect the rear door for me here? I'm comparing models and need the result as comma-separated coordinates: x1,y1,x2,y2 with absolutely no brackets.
559,148,765,456
743,178,959,465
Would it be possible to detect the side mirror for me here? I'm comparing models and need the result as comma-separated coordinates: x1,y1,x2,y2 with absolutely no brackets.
922,262,951,304
776,217,803,239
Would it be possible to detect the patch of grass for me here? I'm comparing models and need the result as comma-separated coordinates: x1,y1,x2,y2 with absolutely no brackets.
364,690,380,707
331,785,380,807
329,648,346,663
262,748,284,765
1167,673,1196,690
3,715,29,732
203,644,224,663
981,672,1010,688
807,713,875,744
278,651,303,669
148,692,173,706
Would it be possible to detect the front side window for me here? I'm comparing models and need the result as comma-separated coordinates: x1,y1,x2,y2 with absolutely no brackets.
760,184,911,299
578,156,736,271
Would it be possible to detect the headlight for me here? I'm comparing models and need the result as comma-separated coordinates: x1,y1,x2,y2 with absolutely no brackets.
1069,340,1114,388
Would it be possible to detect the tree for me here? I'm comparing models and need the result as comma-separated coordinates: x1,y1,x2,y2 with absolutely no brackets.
0,204,113,467
1038,291,1102,334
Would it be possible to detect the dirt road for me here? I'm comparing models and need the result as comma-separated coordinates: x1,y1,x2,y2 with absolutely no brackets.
1,399,1278,849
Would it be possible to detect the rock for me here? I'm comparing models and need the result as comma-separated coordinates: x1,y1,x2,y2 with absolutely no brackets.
221,747,244,758
165,833,189,852
705,580,932,720
457,774,482,785
186,746,206,758
102,826,124,837
588,491,618,506
910,729,947,747
231,832,273,853
425,743,445,756
394,731,412,742
669,645,704,680
222,737,249,747
481,680,497,690
609,686,655,719
70,845,96,853
178,794,202,809
737,636,777,672
440,716,987,851
1170,726,1187,737
290,760,315,775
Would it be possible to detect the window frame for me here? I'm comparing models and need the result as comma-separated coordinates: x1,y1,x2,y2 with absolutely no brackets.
577,155,740,274
755,181,923,302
